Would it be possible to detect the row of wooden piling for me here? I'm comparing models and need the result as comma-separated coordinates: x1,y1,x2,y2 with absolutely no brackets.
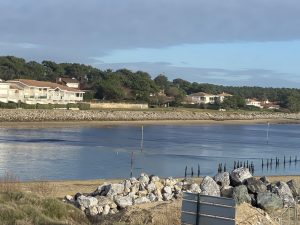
183,155,298,178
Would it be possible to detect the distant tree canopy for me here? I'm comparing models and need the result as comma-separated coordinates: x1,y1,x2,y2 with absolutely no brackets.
1,56,300,111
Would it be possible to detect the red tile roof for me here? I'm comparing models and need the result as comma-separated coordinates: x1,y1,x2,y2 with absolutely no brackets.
9,79,84,92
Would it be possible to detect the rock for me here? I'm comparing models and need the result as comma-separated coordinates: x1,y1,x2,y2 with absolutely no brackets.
138,190,148,197
150,175,160,183
274,181,295,207
249,193,257,206
154,181,164,192
138,173,150,184
77,196,98,209
148,193,156,202
188,183,201,193
130,177,138,184
245,177,267,194
214,172,230,188
164,177,177,186
134,197,150,204
114,195,133,208
287,179,299,198
220,186,233,198
163,186,172,195
110,208,119,214
109,202,117,209
163,192,173,201
87,206,98,216
96,206,103,214
106,183,125,198
74,192,82,201
93,183,109,196
260,176,270,184
257,192,283,212
232,185,251,204
65,195,73,201
95,196,113,207
130,183,139,194
102,205,110,215
146,183,156,193
123,179,132,190
200,176,220,197
230,167,252,186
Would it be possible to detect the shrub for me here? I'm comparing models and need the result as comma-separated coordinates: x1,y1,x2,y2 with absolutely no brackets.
78,103,90,110
36,104,54,109
0,102,18,109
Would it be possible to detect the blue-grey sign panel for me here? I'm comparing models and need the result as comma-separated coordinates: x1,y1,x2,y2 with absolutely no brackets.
182,200,235,219
183,192,235,207
182,212,235,225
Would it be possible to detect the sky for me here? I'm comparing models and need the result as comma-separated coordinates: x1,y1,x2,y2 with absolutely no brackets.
1,0,300,87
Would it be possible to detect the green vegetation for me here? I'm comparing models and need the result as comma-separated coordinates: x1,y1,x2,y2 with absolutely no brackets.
0,192,90,225
0,102,90,110
1,56,300,112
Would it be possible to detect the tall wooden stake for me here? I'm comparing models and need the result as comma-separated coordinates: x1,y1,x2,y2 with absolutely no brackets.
130,151,134,178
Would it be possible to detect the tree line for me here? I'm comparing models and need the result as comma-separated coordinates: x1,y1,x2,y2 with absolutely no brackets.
1,56,300,112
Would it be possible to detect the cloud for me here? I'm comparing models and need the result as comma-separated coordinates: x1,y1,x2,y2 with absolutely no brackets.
94,61,300,88
0,42,41,49
1,0,300,59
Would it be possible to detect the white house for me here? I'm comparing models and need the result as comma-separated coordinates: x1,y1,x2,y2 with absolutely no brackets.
246,98,263,108
186,92,232,104
0,82,10,103
3,79,85,104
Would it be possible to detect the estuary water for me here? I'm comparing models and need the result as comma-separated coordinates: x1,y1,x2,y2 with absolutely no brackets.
0,123,299,181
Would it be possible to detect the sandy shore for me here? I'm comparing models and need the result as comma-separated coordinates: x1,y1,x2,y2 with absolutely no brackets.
1,118,300,128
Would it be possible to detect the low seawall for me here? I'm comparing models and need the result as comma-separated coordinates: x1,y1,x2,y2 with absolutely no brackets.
0,109,300,122
89,102,148,109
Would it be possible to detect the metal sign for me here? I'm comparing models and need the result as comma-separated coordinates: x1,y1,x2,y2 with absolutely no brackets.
181,192,236,225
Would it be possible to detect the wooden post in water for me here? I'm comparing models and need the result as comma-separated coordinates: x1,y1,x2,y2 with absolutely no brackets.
191,167,194,177
141,126,144,152
130,151,134,178
197,164,200,177
266,122,270,144
184,166,187,178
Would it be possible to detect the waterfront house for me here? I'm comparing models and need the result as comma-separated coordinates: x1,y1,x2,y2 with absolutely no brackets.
4,79,84,104
246,98,263,108
186,92,232,104
0,81,10,103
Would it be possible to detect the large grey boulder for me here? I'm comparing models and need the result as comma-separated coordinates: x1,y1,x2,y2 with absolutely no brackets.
163,186,172,195
106,183,125,198
287,179,299,198
146,183,156,193
214,172,230,188
274,181,295,207
200,176,220,197
114,196,133,208
257,192,283,212
220,186,233,198
232,185,251,204
150,175,160,183
230,167,252,186
93,183,109,196
77,196,98,209
260,176,270,185
245,177,267,194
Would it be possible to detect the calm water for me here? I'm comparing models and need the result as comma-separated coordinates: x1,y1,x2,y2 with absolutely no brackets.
0,124,300,181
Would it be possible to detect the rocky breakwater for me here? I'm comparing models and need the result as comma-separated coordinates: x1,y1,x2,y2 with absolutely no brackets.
64,168,300,218
1,109,300,122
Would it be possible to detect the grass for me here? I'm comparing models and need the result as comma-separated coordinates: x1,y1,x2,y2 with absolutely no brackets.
0,191,90,225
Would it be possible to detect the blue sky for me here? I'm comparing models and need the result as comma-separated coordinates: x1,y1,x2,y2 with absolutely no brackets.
1,0,300,87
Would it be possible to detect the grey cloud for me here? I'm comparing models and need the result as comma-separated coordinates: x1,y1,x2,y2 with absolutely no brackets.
1,0,300,61
94,61,300,88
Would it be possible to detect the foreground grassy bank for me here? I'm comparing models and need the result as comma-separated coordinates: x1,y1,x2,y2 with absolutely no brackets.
1,175,298,225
